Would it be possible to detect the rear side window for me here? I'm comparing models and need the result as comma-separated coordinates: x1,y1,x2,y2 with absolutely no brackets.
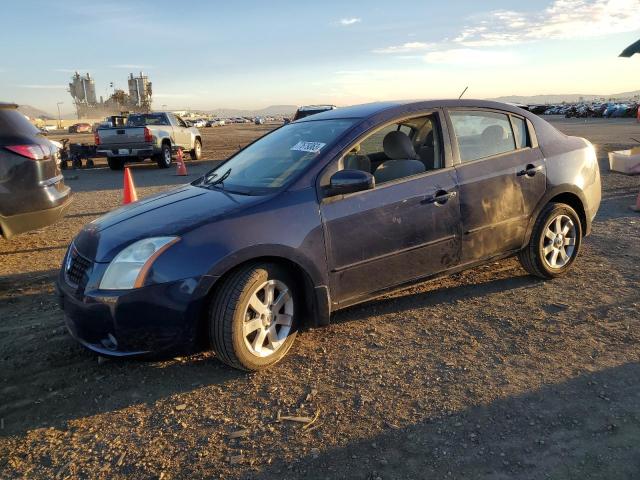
450,111,516,162
511,116,530,149
0,109,40,138
126,113,169,127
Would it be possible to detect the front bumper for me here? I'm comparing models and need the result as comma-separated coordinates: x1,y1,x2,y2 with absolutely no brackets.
0,196,72,239
56,268,216,357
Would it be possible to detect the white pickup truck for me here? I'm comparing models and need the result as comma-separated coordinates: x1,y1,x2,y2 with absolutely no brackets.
95,112,202,170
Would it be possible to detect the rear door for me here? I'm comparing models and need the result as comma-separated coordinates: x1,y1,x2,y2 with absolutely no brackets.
447,109,546,264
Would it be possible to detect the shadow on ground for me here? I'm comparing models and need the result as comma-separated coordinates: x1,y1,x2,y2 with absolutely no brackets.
255,363,640,480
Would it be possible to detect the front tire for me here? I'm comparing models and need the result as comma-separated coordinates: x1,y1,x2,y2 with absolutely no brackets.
155,143,172,169
190,139,202,160
209,263,298,371
518,202,582,279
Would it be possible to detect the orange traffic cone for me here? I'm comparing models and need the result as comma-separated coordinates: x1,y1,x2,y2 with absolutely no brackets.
123,167,138,204
176,147,187,176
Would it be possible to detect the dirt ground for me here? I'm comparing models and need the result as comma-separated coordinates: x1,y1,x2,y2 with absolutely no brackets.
1,118,639,479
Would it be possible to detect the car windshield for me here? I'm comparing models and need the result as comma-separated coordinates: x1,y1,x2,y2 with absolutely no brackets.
126,113,169,126
197,119,355,195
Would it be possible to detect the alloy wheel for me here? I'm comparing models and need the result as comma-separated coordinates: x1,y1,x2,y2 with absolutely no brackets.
242,279,293,358
541,214,577,269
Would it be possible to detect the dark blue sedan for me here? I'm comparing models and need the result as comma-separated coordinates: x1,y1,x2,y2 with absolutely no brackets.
57,100,601,370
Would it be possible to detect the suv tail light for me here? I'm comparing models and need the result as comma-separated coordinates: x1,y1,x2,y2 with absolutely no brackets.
94,131,100,145
5,144,51,160
143,127,153,143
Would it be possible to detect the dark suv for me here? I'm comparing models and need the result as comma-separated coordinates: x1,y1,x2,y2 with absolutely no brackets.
0,103,72,239
292,105,337,121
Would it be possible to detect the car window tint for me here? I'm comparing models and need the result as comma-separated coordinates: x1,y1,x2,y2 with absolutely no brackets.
511,116,529,149
450,111,516,162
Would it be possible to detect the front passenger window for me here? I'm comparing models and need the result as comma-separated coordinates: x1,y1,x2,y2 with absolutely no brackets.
450,111,516,162
336,114,442,186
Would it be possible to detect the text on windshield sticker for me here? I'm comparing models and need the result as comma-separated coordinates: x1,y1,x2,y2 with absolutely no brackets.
290,141,326,153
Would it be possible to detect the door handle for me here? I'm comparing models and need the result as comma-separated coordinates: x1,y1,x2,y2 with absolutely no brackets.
517,164,543,177
422,190,457,205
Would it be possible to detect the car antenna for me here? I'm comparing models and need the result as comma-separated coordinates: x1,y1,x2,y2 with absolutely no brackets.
458,86,469,99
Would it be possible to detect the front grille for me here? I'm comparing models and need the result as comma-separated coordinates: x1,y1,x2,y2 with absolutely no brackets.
65,245,92,287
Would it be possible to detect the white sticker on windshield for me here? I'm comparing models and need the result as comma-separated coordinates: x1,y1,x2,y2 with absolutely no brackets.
290,141,326,153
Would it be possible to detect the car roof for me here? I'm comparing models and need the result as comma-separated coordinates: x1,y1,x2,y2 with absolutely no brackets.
0,102,19,110
296,99,532,122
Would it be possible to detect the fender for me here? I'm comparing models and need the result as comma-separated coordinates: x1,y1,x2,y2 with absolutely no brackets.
201,243,331,327
522,184,590,248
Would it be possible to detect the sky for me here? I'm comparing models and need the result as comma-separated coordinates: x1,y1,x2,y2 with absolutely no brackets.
1,0,639,115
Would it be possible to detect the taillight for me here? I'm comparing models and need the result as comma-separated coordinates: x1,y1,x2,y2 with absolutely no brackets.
94,131,100,145
143,127,153,143
5,144,50,160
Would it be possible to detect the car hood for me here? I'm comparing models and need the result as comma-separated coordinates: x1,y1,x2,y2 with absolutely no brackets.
74,184,264,262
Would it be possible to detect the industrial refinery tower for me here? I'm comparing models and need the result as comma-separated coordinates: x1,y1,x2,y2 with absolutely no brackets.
69,72,153,119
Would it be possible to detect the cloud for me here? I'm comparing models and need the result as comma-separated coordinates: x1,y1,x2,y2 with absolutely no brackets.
339,18,361,26
373,42,435,54
424,49,521,66
18,84,67,89
455,0,640,47
110,64,153,69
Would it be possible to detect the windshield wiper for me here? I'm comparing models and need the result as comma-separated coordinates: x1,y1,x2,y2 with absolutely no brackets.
205,168,231,188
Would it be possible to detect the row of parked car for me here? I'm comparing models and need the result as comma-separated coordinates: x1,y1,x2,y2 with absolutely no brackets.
187,116,276,127
530,102,640,119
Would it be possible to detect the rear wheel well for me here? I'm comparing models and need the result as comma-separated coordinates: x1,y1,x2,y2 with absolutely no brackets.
197,256,316,349
548,192,586,231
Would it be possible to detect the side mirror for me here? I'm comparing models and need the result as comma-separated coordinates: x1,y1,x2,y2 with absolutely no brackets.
326,169,375,197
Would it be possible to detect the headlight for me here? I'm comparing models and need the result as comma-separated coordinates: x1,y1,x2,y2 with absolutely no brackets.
99,237,179,290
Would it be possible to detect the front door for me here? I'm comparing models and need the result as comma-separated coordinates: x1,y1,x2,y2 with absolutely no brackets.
172,115,192,149
448,109,547,264
320,168,461,305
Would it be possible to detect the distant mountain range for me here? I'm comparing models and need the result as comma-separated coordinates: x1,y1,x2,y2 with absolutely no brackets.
491,90,640,105
18,105,54,120
20,91,640,122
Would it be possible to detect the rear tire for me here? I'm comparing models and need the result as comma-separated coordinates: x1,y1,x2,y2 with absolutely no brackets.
209,263,298,371
155,143,172,169
190,139,202,160
107,157,125,170
518,202,582,279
